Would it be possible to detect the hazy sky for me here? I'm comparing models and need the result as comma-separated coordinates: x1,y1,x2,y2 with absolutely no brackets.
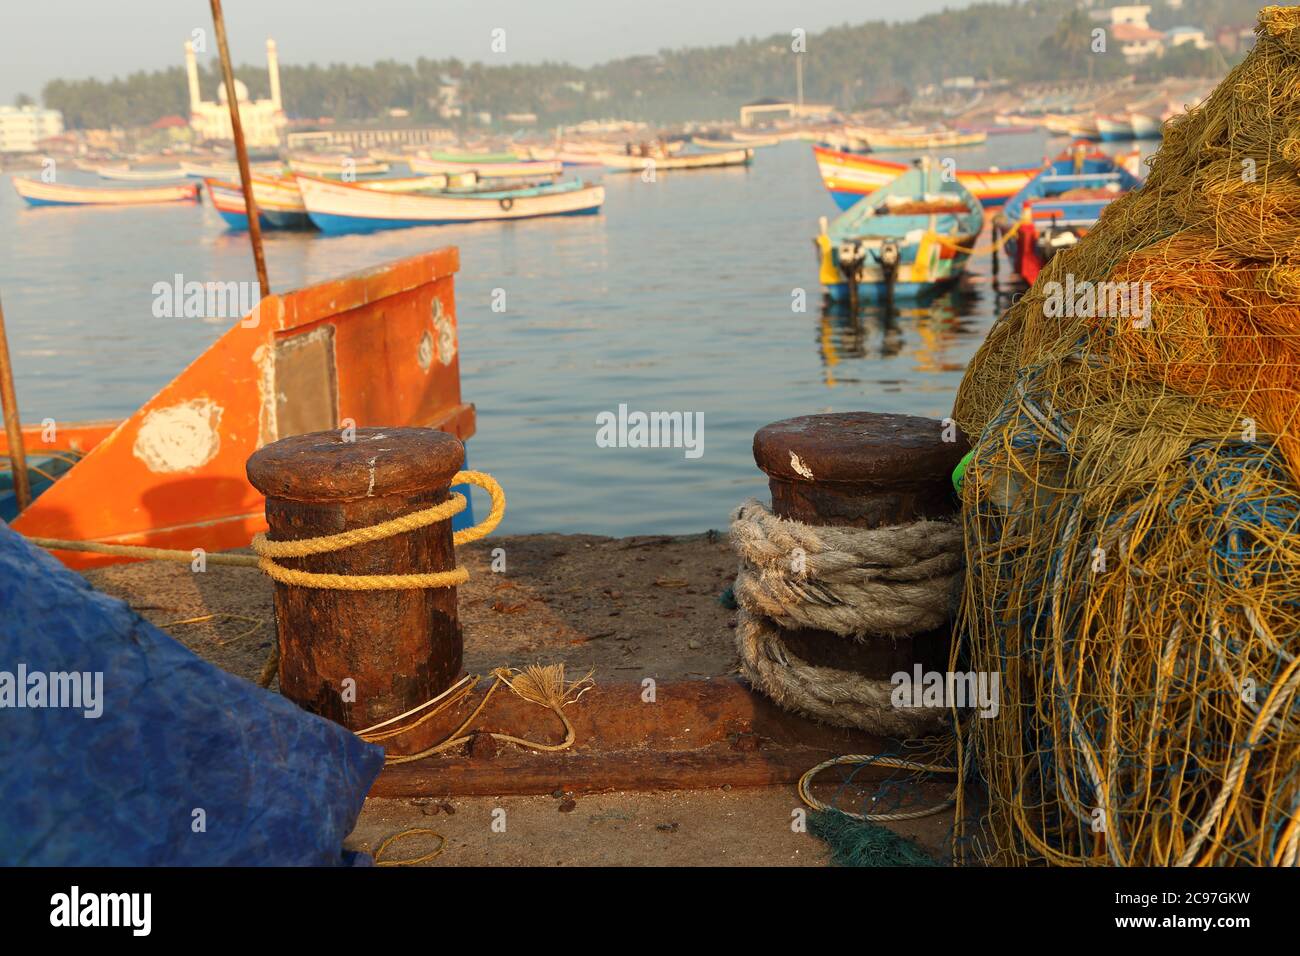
0,0,982,104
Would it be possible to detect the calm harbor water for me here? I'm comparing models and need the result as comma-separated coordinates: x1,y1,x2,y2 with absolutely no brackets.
0,132,1151,535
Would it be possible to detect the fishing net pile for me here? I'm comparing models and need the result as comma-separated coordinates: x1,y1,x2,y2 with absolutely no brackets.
950,6,1300,866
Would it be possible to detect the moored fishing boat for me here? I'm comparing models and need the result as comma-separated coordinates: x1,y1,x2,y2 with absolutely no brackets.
286,155,390,177
728,131,780,147
1095,114,1135,141
408,156,562,178
815,161,984,303
1065,116,1101,140
294,174,604,233
96,165,189,182
423,149,525,163
1128,112,1162,139
357,172,479,192
994,147,1141,284
180,159,285,178
12,177,201,207
206,171,488,230
812,144,1037,210
205,176,311,230
690,136,755,150
849,127,988,151
598,147,753,172
2,247,478,569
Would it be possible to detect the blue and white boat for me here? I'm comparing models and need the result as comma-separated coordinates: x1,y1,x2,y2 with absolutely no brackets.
816,161,984,303
294,174,604,234
995,148,1141,283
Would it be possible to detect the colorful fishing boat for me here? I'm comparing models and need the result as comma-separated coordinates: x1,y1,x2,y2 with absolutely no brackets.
995,148,1142,284
286,155,390,177
408,156,562,178
207,171,490,230
598,148,753,172
205,176,311,230
294,174,604,233
2,247,477,569
812,145,1037,210
815,161,984,303
12,177,201,207
96,165,189,182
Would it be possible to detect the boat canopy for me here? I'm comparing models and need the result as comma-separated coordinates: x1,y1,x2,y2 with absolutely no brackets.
829,164,984,241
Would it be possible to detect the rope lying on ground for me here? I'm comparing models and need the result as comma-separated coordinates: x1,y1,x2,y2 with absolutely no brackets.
363,664,595,765
730,499,963,736
26,470,505,591
799,752,959,822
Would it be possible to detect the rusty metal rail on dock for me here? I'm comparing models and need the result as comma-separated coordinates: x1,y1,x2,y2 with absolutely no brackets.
370,676,888,797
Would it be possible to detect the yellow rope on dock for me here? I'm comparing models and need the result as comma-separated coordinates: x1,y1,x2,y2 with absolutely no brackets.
373,827,447,867
26,469,506,591
372,664,595,765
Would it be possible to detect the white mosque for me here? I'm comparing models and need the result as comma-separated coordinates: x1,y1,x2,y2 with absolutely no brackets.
185,37,286,147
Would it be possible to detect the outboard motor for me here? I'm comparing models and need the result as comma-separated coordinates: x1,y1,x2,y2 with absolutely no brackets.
837,239,868,315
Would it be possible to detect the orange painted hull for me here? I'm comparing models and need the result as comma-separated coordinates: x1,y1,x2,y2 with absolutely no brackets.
7,247,475,568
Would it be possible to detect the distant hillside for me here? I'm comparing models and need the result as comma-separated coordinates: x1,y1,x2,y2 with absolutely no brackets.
41,0,1263,129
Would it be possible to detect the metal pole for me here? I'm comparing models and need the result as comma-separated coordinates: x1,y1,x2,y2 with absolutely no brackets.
208,0,271,299
0,293,32,512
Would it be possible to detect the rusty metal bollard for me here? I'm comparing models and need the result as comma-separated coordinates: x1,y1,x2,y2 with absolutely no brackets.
246,427,465,747
749,411,969,688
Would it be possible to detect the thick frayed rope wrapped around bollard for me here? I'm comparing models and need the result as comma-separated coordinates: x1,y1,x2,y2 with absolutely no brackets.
730,498,963,737
730,499,963,638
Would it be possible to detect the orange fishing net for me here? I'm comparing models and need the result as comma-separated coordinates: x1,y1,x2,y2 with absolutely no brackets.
950,6,1300,866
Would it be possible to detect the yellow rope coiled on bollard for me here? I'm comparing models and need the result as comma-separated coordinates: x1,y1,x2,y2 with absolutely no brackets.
252,470,505,590
27,469,506,591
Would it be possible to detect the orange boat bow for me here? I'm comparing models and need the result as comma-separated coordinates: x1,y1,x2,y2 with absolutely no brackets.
10,246,475,568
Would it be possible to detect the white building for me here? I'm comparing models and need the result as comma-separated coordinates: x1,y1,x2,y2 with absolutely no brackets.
1166,26,1213,50
0,105,64,153
1090,5,1153,29
1111,22,1167,62
185,38,285,147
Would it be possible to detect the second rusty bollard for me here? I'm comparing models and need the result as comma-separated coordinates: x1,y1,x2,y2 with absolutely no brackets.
246,427,465,746
749,412,969,698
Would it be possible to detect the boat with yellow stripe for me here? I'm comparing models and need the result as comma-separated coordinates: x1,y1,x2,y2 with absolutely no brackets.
815,160,984,304
812,144,1037,210
205,175,310,230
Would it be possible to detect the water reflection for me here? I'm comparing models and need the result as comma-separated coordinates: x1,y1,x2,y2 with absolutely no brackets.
817,285,984,387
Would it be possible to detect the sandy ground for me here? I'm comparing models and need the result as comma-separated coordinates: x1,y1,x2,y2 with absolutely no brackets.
85,532,958,866
86,532,744,686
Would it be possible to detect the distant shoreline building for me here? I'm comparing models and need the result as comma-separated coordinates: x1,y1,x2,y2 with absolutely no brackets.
0,105,64,154
185,37,286,147
739,98,835,128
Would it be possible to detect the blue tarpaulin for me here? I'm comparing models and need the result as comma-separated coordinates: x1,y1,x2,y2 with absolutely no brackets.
0,522,386,865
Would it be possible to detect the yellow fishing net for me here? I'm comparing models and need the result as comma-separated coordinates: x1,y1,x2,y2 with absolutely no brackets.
951,7,1300,866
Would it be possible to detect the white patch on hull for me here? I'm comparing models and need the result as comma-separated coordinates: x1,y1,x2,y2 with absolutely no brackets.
132,399,223,472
